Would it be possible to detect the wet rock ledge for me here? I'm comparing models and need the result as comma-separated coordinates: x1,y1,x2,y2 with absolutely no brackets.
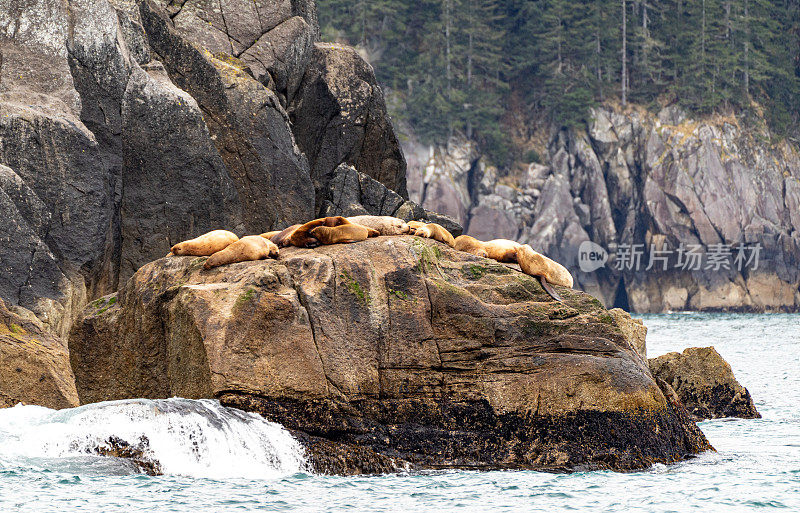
69,236,711,473
650,347,760,421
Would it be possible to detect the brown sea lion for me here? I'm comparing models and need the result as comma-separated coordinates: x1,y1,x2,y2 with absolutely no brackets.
516,244,574,301
346,215,410,236
260,230,281,241
453,235,489,258
412,223,455,247
270,224,301,247
309,224,380,244
454,235,521,262
285,216,351,248
407,220,426,233
170,230,239,256
203,235,279,269
485,239,523,263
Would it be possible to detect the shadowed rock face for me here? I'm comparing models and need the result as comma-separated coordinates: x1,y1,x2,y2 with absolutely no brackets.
0,0,406,341
290,43,409,210
319,164,462,236
649,346,760,421
69,237,711,473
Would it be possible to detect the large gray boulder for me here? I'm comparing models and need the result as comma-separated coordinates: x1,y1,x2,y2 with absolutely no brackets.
69,238,711,473
320,164,462,235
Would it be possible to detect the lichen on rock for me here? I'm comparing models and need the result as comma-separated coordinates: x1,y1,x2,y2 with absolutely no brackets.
69,236,712,473
649,346,760,421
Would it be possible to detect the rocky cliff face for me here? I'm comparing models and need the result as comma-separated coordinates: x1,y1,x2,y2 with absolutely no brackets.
407,107,800,313
0,0,407,335
69,236,710,473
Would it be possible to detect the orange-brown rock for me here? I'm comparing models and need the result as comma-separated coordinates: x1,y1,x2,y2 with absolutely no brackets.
0,299,78,409
649,347,760,421
69,236,710,473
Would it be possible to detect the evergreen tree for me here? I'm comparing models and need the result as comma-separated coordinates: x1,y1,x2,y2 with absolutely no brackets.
318,0,800,162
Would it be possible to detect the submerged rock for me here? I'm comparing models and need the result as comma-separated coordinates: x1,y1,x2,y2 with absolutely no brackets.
649,347,760,421
91,435,163,476
70,237,711,473
0,299,79,409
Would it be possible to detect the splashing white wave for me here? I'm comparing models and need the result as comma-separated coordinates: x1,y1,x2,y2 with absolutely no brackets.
0,398,307,479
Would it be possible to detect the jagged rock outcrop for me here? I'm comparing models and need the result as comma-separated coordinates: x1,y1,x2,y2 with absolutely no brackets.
320,164,462,236
92,435,163,475
69,237,710,473
0,298,79,409
0,0,406,340
290,43,408,209
406,107,800,312
649,346,760,421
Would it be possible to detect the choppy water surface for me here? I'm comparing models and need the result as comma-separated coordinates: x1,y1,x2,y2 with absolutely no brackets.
1,313,798,512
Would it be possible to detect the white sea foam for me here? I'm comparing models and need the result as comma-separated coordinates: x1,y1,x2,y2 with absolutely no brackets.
0,398,306,479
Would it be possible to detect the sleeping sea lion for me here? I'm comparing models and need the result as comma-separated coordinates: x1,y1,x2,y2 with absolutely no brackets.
270,224,301,247
411,223,455,247
170,230,239,256
454,235,520,262
260,230,281,241
454,235,489,258
203,235,279,269
286,216,351,248
454,235,571,301
309,224,380,244
407,220,426,233
516,244,574,301
346,215,410,236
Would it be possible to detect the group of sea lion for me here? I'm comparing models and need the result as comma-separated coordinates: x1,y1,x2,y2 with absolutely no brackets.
167,215,573,301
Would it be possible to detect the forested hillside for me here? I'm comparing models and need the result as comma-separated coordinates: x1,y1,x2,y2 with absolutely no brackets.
318,0,800,164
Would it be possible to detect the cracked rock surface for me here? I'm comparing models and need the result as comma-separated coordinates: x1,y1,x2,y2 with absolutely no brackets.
69,236,710,473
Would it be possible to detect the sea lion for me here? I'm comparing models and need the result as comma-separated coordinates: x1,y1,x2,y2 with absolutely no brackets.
346,215,410,236
407,220,427,233
203,235,279,269
454,235,521,262
455,235,571,301
260,230,281,241
516,244,574,301
309,224,380,244
285,216,351,248
170,230,239,256
454,235,489,258
485,239,523,263
270,224,301,247
412,223,455,247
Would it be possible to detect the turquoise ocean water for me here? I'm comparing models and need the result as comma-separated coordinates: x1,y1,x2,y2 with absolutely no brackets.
1,313,798,512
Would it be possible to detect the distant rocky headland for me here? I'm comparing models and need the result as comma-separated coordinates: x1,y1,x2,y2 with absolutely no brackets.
0,0,761,475
405,108,800,313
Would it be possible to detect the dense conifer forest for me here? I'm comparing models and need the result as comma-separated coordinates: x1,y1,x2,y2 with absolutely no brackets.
318,0,800,164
